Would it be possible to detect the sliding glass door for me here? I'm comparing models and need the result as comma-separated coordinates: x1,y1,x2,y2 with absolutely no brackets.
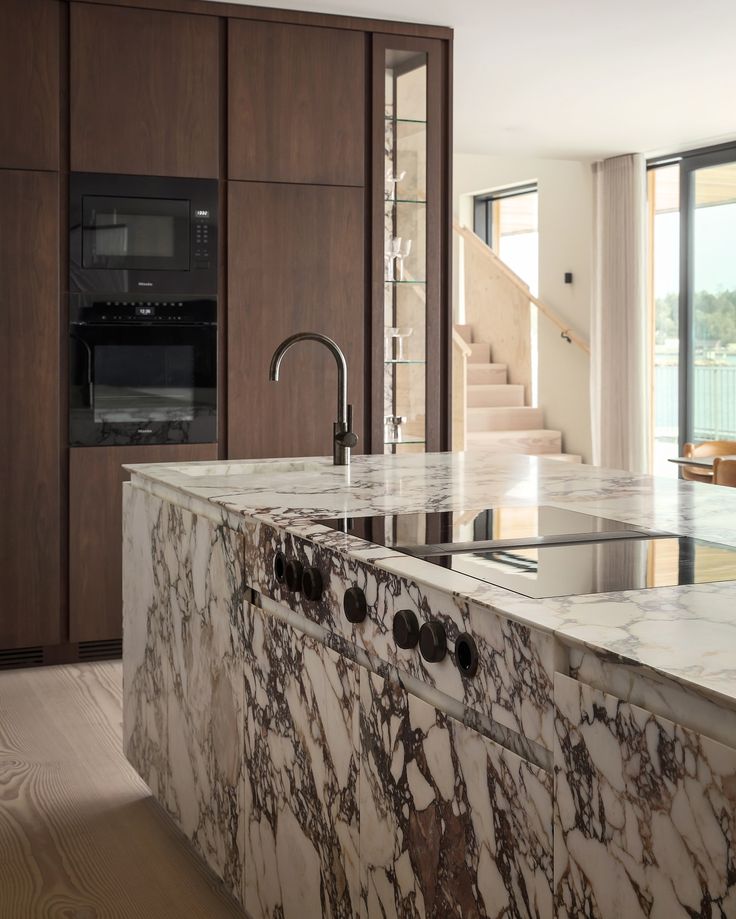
648,145,736,474
681,152,736,447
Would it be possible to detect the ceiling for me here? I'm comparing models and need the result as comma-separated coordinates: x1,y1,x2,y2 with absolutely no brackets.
214,0,736,161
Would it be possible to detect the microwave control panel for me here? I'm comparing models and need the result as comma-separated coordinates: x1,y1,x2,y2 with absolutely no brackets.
193,207,213,269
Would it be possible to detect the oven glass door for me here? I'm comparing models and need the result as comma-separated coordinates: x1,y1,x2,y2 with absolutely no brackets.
70,324,216,445
82,195,190,271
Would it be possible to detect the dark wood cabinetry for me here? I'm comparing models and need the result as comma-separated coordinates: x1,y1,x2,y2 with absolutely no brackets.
0,171,61,649
69,443,217,643
0,0,61,171
228,20,366,186
227,181,365,459
70,2,220,177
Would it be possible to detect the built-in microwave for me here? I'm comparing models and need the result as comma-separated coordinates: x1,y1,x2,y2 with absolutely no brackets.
70,173,218,296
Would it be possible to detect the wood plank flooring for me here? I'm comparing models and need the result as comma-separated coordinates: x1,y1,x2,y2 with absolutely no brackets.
0,661,246,918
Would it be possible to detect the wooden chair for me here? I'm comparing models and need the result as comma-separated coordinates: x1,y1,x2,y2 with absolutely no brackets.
682,440,736,483
713,457,736,487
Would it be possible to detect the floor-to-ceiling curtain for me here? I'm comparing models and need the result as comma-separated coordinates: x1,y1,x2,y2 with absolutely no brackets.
591,153,649,473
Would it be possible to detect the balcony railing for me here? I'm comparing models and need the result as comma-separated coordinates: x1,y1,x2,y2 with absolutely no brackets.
655,362,736,440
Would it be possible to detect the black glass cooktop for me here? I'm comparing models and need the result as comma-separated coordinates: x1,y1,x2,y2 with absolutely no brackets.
318,507,736,598
320,506,659,553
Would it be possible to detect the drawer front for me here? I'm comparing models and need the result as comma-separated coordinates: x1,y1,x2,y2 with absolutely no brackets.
554,673,736,918
361,668,553,919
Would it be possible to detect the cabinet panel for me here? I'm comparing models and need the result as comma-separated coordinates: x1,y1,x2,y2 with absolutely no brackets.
0,170,61,649
0,0,60,170
228,20,365,186
554,674,736,917
70,3,220,177
227,181,365,459
360,670,553,918
69,443,217,643
241,602,360,918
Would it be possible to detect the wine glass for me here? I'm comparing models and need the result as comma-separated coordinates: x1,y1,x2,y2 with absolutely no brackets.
394,327,413,361
384,326,399,359
385,168,406,200
396,239,412,281
385,237,402,281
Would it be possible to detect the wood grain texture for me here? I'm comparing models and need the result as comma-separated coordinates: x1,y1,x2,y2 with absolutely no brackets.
0,171,61,650
227,180,365,459
0,0,60,171
69,443,217,643
0,661,245,918
70,2,220,177
228,19,366,186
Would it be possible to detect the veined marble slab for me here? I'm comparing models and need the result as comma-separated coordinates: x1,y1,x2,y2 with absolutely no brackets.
125,451,736,720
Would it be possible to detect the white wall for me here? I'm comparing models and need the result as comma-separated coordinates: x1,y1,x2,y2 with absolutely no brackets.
454,154,594,462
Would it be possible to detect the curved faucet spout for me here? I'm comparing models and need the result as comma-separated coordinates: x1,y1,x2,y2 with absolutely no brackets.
269,332,348,425
269,332,358,465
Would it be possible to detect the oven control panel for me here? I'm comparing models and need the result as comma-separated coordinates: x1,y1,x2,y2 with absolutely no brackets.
71,295,217,325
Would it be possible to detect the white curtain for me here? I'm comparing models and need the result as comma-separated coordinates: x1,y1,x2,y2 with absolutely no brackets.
591,153,649,473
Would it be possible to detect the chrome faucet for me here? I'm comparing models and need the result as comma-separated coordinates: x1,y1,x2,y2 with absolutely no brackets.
268,332,358,466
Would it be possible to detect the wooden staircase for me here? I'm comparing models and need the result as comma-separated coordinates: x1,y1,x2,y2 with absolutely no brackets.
456,324,581,462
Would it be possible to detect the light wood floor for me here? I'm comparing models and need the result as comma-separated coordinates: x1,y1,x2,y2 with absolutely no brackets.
0,661,245,918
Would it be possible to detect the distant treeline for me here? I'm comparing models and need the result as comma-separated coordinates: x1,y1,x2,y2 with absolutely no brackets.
656,289,736,346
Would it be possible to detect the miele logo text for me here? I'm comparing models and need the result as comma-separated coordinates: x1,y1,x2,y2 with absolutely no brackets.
137,282,153,287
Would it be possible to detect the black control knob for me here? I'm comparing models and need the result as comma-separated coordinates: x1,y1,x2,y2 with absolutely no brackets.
302,566,324,602
274,551,287,583
455,632,479,678
344,586,367,623
393,609,419,649
419,621,447,663
284,559,303,592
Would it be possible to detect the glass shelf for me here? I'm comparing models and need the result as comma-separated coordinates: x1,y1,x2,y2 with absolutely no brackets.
384,359,426,365
383,280,426,285
384,116,427,125
384,198,427,205
384,438,426,446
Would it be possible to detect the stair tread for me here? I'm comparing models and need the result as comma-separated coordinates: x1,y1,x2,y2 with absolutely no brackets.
466,429,562,455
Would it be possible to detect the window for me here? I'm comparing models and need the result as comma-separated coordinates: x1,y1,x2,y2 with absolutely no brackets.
648,145,736,476
474,184,538,294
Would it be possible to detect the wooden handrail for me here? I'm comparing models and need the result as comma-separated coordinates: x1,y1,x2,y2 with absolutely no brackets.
454,221,590,356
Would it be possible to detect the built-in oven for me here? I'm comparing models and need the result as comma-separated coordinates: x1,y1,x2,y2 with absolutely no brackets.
69,296,217,446
70,173,217,296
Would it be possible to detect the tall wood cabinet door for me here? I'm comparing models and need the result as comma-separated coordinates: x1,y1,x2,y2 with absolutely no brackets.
0,171,61,649
240,603,360,918
360,670,554,918
0,0,60,170
69,443,217,643
227,181,365,459
70,3,220,177
228,20,366,185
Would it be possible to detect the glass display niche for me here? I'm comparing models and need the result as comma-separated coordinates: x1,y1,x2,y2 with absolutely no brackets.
383,49,428,454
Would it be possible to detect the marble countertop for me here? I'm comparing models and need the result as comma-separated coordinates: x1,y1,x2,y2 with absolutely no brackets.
126,451,736,712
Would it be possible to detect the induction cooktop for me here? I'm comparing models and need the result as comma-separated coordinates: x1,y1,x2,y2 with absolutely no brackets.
318,507,736,598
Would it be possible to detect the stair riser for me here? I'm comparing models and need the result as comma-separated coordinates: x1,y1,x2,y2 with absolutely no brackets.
467,365,507,385
468,343,492,364
466,431,562,454
467,385,524,408
455,324,474,344
467,407,544,432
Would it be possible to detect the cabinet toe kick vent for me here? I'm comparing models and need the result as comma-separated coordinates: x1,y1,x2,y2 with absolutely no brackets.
0,646,44,670
79,639,122,662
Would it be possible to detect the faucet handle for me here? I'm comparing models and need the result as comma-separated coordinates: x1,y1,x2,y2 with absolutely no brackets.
335,403,358,448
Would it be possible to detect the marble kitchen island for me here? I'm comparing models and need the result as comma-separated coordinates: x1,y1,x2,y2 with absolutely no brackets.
122,451,736,919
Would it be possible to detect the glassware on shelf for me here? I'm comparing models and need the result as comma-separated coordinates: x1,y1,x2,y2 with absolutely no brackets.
394,326,413,360
385,168,406,199
384,415,407,443
385,236,402,281
396,239,412,281
384,325,398,359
